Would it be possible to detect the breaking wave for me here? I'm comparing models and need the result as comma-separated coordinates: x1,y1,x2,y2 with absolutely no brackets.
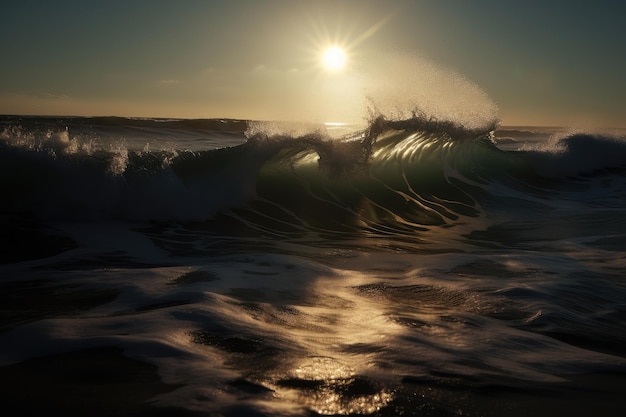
1,114,625,230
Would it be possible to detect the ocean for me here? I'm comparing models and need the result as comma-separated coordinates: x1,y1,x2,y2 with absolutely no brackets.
1,114,625,416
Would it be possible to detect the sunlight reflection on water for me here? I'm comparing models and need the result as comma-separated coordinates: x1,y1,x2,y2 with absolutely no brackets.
277,357,393,415
263,271,402,414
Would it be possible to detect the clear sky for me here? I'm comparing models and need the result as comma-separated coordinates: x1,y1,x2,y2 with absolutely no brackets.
1,0,625,127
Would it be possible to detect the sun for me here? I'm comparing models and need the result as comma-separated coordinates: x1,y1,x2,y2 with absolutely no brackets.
321,47,347,71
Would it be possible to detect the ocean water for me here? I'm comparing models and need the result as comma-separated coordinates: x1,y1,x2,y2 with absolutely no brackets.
1,114,626,416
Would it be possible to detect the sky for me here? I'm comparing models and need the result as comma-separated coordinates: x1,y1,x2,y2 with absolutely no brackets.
1,0,625,127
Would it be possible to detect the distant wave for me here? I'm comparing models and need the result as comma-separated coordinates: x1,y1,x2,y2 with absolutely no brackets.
0,115,249,132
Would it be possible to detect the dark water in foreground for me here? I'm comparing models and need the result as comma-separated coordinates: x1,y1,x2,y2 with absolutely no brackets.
1,115,626,416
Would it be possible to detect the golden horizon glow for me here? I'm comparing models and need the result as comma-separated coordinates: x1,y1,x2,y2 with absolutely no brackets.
321,47,347,71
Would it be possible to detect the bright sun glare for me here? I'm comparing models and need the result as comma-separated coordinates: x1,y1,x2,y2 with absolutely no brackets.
322,47,347,71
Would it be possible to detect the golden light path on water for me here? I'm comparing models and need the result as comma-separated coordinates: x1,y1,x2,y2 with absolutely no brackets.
271,270,400,414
